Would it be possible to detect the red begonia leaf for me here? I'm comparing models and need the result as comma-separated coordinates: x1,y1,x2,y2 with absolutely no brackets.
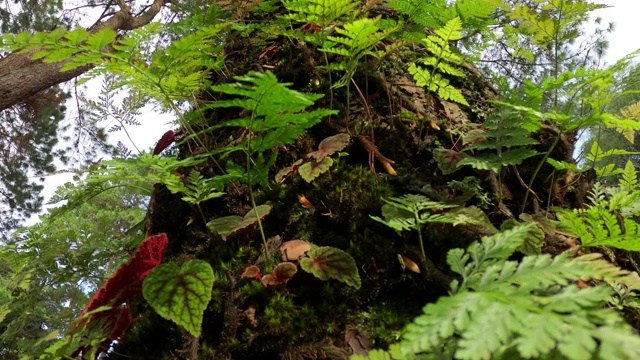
432,148,467,175
275,159,303,183
307,133,350,162
153,130,176,155
241,265,261,280
72,234,168,358
299,246,361,289
261,274,279,287
272,262,297,283
143,260,214,337
299,157,333,183
81,233,168,317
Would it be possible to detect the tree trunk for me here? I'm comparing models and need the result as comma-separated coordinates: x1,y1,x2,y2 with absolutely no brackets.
0,0,167,111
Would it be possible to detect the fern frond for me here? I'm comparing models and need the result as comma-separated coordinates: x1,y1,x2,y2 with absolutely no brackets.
319,17,392,88
388,0,448,29
282,0,358,27
408,17,468,106
396,225,640,360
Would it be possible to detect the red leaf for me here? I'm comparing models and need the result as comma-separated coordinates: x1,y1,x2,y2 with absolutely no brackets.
307,133,350,162
72,234,168,358
81,233,168,316
153,130,176,155
272,262,297,283
241,265,261,280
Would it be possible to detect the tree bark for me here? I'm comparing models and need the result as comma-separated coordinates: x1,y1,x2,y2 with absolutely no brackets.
0,0,168,112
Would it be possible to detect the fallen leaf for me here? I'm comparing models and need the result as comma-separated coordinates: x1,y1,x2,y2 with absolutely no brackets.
241,265,261,280
280,240,312,261
398,254,421,273
297,194,313,209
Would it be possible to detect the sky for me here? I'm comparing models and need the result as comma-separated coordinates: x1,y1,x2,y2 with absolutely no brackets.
25,0,640,224
591,1,640,65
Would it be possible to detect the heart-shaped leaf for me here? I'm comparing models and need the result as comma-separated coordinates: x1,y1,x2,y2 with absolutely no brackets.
299,157,333,183
433,148,467,175
143,260,214,337
208,204,272,240
300,246,361,289
275,159,304,183
260,262,298,287
308,133,351,161
272,262,297,283
241,265,261,280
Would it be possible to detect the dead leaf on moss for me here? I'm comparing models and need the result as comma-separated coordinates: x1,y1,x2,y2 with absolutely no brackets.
244,307,258,327
280,240,312,261
297,194,313,209
398,254,421,273
345,328,370,355
241,265,261,280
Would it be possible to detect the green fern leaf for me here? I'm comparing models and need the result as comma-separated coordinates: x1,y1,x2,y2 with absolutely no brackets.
397,225,639,360
620,160,639,191
282,0,358,27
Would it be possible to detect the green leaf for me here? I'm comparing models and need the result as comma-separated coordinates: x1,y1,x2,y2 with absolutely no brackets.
299,157,334,182
501,218,544,255
143,260,214,337
207,205,272,240
300,246,361,289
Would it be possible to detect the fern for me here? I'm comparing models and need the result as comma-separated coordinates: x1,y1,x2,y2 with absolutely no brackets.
358,225,640,360
585,141,640,177
557,163,640,251
371,194,457,267
388,0,448,30
457,109,541,173
614,101,640,142
2,23,229,112
205,71,336,185
282,0,358,27
620,160,639,191
320,17,392,88
408,17,468,106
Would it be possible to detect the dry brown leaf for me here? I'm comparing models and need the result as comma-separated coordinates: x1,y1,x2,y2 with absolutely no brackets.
280,240,312,261
399,254,421,273
297,194,313,209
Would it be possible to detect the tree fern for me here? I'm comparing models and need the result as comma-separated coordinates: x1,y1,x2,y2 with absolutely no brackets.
357,225,640,360
408,17,468,106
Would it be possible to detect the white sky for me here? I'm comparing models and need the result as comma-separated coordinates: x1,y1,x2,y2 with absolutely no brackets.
26,0,640,224
591,1,640,65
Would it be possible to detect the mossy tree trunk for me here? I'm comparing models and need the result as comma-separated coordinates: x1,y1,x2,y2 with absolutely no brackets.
110,6,587,360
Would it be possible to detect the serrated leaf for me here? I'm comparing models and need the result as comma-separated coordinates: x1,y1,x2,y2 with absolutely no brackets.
501,219,544,255
275,159,303,183
241,265,261,280
143,260,214,337
307,133,351,161
299,246,361,289
207,204,272,240
432,148,467,175
299,157,334,182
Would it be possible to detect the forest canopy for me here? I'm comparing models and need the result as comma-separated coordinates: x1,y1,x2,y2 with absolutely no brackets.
3,0,640,359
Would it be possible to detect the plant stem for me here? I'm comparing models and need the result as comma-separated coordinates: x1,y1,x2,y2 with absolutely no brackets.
414,211,427,265
520,136,560,214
